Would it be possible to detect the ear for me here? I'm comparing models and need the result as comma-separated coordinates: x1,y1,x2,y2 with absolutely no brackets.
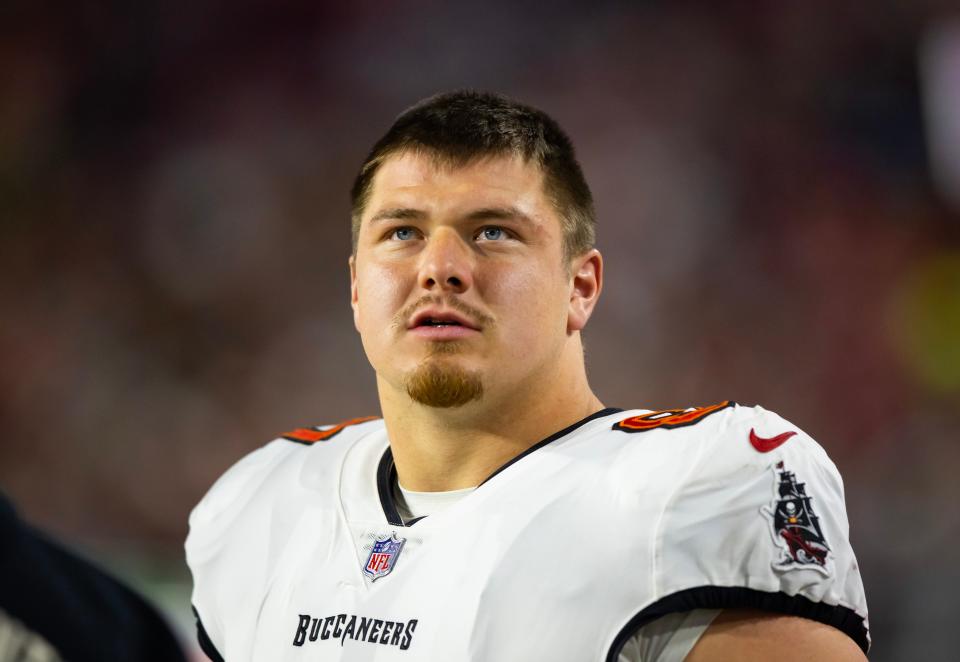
567,249,603,333
349,254,361,332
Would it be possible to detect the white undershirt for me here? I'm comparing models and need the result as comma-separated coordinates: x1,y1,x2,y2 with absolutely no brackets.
393,483,718,661
395,483,476,522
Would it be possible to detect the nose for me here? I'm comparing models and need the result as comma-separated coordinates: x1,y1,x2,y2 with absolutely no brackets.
418,228,473,293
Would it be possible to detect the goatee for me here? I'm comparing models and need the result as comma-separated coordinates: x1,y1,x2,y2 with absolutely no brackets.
404,349,483,408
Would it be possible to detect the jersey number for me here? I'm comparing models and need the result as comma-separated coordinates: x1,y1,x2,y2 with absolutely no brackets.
613,401,734,433
282,416,380,444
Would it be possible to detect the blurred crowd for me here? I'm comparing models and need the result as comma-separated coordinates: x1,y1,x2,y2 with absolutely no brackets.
1,1,958,659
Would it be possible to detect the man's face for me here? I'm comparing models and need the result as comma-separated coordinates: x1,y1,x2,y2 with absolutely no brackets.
350,151,590,409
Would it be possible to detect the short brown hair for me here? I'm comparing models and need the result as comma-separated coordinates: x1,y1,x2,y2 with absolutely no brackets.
350,91,595,260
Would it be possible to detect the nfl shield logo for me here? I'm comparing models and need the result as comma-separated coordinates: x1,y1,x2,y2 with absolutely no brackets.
363,534,405,581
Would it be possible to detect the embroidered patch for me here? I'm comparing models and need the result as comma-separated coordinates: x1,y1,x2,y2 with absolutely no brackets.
762,461,831,575
363,534,405,581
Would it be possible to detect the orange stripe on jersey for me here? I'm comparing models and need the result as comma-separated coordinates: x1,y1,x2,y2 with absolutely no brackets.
613,401,734,433
282,416,380,444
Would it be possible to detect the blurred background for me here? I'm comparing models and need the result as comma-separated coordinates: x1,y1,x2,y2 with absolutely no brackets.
2,0,959,659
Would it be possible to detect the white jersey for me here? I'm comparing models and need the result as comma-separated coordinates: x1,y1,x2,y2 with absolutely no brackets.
185,402,869,661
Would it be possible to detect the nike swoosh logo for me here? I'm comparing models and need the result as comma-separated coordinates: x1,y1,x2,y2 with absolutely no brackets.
749,428,797,452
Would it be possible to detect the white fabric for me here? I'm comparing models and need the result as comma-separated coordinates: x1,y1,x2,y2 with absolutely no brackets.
0,609,63,662
619,610,721,662
394,485,717,661
186,403,869,661
394,483,475,523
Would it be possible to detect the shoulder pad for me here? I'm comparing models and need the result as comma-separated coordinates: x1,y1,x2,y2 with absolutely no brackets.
649,403,870,652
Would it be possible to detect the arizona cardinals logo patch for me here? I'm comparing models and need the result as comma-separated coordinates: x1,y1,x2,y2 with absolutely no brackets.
762,461,831,575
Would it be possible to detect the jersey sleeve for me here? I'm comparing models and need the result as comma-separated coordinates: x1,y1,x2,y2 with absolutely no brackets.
650,405,869,653
184,439,296,660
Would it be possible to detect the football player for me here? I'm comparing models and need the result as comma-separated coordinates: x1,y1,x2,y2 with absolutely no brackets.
186,91,869,661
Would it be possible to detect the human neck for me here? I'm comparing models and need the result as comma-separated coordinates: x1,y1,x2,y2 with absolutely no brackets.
377,358,604,492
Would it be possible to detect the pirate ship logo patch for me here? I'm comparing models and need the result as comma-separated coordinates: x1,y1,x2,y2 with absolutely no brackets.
363,534,405,581
762,461,831,575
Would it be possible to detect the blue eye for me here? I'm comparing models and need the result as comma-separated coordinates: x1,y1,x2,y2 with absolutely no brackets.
479,227,505,241
392,227,416,241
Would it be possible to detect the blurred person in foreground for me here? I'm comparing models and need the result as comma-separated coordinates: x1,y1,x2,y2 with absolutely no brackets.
0,492,187,662
185,91,869,661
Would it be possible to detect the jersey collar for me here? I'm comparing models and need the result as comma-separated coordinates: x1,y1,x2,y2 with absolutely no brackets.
376,407,623,527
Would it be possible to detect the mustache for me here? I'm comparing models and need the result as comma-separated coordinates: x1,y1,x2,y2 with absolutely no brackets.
392,295,494,331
